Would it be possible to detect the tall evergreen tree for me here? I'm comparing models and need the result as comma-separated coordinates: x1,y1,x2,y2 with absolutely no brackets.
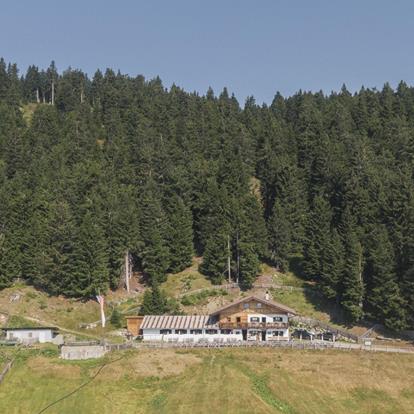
340,209,364,322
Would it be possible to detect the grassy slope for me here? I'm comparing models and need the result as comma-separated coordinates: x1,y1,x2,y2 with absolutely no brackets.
161,258,213,297
0,258,408,340
0,347,413,414
0,285,119,338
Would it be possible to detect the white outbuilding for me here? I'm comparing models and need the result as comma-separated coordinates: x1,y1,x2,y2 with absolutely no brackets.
3,327,58,344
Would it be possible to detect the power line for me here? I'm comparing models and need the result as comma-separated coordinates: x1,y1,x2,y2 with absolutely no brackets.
36,355,125,414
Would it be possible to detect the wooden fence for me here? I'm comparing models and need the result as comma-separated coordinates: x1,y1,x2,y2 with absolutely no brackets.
290,316,359,342
104,342,134,351
133,340,414,354
178,281,305,298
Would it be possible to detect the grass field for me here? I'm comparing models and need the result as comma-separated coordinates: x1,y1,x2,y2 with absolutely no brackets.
0,346,413,414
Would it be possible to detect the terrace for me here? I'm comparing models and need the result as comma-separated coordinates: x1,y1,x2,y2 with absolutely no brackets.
218,322,288,330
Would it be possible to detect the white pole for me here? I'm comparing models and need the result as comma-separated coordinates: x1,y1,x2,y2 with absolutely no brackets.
96,295,106,328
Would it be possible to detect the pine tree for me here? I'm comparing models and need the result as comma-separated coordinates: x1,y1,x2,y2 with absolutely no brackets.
303,195,332,280
365,226,406,330
110,308,122,328
340,210,364,322
200,228,229,284
164,194,194,273
65,211,109,297
320,229,344,301
139,285,177,315
268,200,291,271
238,240,260,289
139,181,170,285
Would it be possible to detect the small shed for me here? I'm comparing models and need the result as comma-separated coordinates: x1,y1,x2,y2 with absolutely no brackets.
126,316,144,337
3,327,58,344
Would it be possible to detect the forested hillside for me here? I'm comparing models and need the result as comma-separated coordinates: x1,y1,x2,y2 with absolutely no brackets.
0,59,413,330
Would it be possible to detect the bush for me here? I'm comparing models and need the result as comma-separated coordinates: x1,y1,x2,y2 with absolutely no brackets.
110,308,122,328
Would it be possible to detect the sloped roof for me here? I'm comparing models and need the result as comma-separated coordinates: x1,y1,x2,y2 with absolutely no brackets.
210,295,296,316
2,327,58,331
141,315,219,330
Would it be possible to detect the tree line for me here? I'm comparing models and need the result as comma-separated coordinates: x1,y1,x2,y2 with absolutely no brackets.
0,59,412,330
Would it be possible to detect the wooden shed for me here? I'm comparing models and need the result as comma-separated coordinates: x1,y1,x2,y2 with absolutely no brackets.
125,316,144,337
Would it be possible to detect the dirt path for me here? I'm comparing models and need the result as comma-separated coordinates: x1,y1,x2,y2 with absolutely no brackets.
3,312,102,340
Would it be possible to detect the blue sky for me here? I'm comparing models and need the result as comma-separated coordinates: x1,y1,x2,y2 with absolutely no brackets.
1,0,414,104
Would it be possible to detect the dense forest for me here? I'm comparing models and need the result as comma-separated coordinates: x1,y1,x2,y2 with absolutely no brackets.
0,59,413,330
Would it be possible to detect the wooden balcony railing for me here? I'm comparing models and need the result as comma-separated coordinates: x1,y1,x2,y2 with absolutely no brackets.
219,322,288,330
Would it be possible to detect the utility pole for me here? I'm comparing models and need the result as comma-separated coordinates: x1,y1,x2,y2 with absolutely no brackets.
227,235,231,283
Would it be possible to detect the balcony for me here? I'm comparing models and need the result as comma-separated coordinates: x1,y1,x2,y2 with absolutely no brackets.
219,322,288,330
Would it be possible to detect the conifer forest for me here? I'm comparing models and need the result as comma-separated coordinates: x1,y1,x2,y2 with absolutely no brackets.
0,59,413,330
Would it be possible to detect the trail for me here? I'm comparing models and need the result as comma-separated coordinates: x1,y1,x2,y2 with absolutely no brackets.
36,355,125,414
0,309,101,340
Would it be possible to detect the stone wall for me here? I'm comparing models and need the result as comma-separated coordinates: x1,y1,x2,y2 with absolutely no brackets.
61,345,108,360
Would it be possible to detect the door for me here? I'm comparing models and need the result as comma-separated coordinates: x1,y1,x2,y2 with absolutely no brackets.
261,331,266,341
242,329,247,341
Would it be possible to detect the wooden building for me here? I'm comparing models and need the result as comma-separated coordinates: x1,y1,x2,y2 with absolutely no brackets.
125,316,144,337
137,295,296,343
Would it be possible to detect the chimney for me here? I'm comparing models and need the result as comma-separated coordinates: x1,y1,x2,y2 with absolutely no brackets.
265,291,270,301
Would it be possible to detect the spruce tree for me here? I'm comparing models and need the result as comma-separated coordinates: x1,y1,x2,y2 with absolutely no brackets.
340,209,364,322
320,229,344,301
268,200,291,271
200,228,229,284
365,226,406,330
66,211,109,297
139,181,170,285
164,194,194,273
303,195,332,280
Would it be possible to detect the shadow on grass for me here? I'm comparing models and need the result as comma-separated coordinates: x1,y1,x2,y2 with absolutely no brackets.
288,255,306,280
287,255,356,328
302,287,348,326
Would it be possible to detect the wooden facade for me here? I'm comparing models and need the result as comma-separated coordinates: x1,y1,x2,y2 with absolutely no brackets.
126,316,144,336
138,296,296,342
216,299,290,328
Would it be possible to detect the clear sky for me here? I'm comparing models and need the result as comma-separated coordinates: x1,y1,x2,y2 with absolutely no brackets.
1,0,414,104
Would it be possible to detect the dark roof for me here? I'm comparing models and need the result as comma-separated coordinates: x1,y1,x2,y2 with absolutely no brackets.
2,327,58,331
210,295,296,316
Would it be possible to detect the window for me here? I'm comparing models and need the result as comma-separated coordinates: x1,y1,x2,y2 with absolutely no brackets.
236,317,241,323
227,317,231,322
271,330,284,336
190,329,202,335
28,332,33,338
243,303,250,309
273,316,283,322
250,317,260,322
205,329,218,335
235,331,241,335
175,329,187,335
160,329,172,335
220,329,232,335
256,303,262,308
